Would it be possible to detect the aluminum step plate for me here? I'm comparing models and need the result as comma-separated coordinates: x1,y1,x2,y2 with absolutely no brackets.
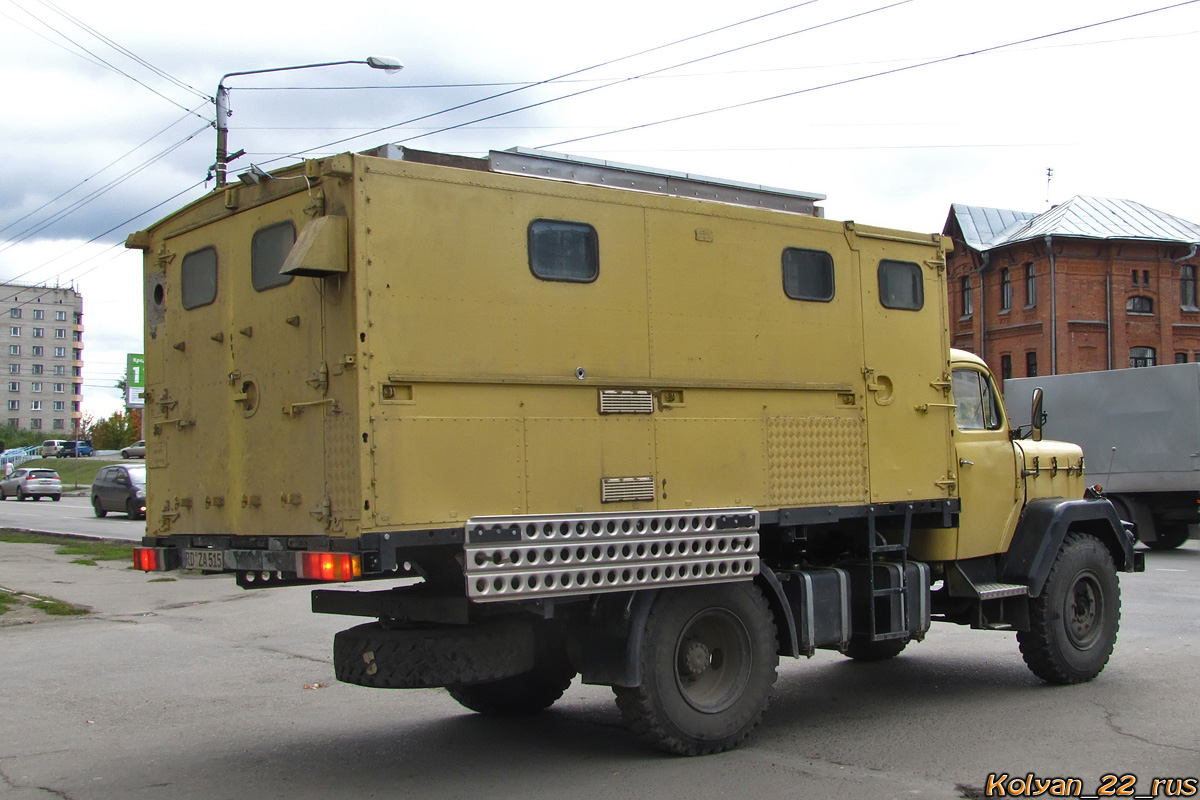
464,508,759,602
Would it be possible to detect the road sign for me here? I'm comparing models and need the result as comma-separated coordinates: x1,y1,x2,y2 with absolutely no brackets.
126,353,145,407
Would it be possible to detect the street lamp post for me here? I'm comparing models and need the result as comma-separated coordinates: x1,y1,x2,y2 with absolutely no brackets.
212,56,403,187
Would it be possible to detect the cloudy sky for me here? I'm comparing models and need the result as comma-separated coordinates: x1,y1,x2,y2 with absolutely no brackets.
3,0,1198,417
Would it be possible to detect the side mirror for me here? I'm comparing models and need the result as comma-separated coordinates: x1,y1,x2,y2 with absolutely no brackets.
1031,387,1045,442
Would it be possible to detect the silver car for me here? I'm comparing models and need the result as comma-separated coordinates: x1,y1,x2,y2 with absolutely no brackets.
0,468,63,501
121,440,146,459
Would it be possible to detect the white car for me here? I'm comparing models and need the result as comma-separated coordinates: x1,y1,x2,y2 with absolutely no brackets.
0,468,63,501
121,440,146,459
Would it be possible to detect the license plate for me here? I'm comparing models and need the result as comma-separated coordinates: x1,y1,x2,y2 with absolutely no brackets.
184,550,225,571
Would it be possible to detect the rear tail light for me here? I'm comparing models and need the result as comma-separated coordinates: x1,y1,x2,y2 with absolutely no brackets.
298,552,362,582
133,547,176,571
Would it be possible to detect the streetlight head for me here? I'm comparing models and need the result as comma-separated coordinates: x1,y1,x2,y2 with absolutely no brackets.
366,56,404,74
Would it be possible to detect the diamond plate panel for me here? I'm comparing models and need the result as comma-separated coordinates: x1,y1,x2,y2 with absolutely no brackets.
766,416,868,506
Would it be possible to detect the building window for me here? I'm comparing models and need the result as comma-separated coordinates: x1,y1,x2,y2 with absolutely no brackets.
1026,350,1038,377
8,308,19,319
1024,263,1037,307
1176,352,1189,364
5,400,15,411
782,248,835,302
31,418,41,430
1001,354,1012,380
31,346,42,356
32,309,43,320
29,401,41,411
55,310,65,321
1130,346,1157,367
7,346,17,356
53,383,64,393
960,276,973,318
1143,269,1151,286
52,419,64,430
7,365,16,375
1126,295,1154,315
53,401,64,411
54,347,65,357
31,382,42,393
1131,269,1138,286
32,327,43,338
528,219,599,283
7,381,18,392
31,365,42,375
9,327,19,337
53,365,64,376
1182,265,1198,310
1000,268,1012,311
877,260,924,310
54,329,66,339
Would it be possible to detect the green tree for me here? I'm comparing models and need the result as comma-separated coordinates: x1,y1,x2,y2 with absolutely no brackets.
87,411,141,450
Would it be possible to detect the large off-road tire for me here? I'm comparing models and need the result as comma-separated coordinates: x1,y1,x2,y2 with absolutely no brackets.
445,630,576,715
842,635,908,662
333,616,535,689
1017,532,1120,684
1145,523,1190,551
613,582,778,756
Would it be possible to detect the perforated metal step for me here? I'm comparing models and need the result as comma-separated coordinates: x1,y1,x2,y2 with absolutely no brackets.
464,508,759,602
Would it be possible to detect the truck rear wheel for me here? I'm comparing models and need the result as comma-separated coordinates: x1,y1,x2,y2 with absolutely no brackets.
613,582,778,756
1145,523,1190,551
445,634,575,715
333,617,535,689
1017,533,1120,684
842,636,908,662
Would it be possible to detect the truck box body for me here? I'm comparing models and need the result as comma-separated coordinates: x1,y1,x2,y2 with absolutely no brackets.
135,147,958,547
1006,364,1200,547
1007,364,1200,493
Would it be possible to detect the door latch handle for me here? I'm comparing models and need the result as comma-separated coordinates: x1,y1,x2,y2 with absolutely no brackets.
959,459,974,467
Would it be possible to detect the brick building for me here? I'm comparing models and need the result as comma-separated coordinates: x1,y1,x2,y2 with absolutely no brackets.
943,197,1200,380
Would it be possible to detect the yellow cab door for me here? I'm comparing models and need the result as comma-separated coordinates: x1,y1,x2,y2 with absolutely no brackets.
950,364,1023,559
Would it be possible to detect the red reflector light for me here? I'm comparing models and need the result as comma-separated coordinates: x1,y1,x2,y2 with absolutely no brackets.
134,547,162,571
298,552,362,582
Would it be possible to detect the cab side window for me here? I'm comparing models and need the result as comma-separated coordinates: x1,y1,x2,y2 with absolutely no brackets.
528,219,598,283
952,368,1002,431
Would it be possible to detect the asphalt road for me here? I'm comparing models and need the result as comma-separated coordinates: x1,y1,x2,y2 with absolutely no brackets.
0,533,1197,799
0,494,145,542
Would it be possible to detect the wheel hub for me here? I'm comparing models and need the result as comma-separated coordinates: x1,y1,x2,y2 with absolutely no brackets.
680,640,711,677
673,609,752,714
1065,573,1102,649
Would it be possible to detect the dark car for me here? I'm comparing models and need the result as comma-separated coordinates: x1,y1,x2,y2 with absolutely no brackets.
91,464,146,519
56,440,93,458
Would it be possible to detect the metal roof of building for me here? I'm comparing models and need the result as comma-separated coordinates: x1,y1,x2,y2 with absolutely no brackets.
949,196,1200,252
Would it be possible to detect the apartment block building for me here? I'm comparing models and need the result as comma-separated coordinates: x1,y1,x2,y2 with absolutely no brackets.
943,196,1200,380
1,282,84,434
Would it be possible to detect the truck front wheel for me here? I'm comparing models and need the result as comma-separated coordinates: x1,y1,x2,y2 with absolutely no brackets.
613,582,778,756
1017,533,1120,684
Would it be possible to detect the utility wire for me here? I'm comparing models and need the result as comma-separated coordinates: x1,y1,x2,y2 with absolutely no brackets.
261,1,830,164
0,104,209,238
6,0,210,118
373,0,915,154
31,0,209,101
541,0,1200,149
0,126,209,261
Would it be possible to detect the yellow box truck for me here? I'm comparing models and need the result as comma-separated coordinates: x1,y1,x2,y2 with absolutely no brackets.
129,146,1142,755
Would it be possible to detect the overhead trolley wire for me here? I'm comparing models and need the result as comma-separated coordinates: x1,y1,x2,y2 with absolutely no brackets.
539,0,1200,149
261,1,833,164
